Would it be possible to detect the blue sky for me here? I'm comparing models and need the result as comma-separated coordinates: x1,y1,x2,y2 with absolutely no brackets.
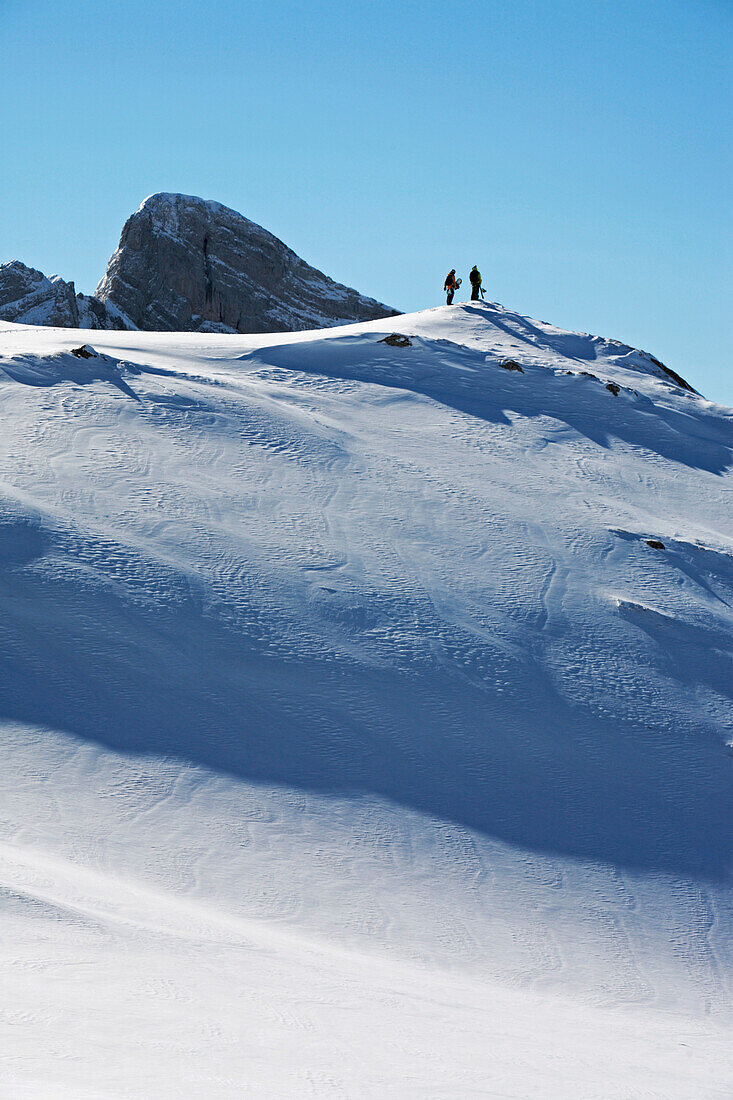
1,0,731,402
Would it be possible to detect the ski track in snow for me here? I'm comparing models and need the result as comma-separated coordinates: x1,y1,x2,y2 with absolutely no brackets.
0,303,732,1098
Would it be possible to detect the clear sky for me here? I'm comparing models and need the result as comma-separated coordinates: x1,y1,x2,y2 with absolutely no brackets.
1,0,731,402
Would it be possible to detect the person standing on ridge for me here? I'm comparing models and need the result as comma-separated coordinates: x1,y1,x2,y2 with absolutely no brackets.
469,265,482,301
444,269,459,305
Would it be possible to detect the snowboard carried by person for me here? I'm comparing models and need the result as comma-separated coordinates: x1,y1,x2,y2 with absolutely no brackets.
444,269,461,305
469,265,482,301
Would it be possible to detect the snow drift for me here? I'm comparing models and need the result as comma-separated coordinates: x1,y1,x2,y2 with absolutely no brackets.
1,301,731,1098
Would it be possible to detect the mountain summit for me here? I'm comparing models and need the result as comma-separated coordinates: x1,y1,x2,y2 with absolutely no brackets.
94,192,399,333
0,193,399,334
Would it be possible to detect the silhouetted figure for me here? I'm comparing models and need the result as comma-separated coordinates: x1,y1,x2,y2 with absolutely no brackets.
444,269,459,305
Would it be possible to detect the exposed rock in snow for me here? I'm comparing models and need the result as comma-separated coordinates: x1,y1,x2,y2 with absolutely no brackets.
379,332,413,347
0,195,700,399
0,261,129,330
95,192,400,333
0,262,79,327
76,290,134,331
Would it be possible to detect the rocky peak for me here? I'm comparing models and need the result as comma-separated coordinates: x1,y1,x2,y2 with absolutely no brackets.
0,262,80,328
95,192,399,333
0,261,129,330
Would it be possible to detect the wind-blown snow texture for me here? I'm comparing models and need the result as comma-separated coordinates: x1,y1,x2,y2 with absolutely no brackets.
1,302,731,1098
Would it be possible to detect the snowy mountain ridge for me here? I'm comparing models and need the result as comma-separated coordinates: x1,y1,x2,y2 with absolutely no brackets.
0,193,399,335
0,260,132,331
95,191,399,333
1,301,731,1097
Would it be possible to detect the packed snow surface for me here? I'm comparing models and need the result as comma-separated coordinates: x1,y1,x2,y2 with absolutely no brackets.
1,302,731,1098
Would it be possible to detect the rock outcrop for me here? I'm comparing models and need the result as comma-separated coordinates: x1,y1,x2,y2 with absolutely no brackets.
0,261,129,330
95,193,399,333
0,262,79,328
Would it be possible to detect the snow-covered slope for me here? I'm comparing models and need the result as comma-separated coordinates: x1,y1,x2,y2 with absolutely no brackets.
1,302,731,1098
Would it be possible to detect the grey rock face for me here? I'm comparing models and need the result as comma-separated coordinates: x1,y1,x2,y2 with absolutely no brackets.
76,292,133,331
95,193,399,333
0,261,129,330
0,262,80,327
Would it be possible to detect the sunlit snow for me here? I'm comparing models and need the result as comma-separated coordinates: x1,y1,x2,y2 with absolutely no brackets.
1,302,731,1098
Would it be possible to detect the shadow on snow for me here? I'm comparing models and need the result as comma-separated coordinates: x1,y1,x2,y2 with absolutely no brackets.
238,334,732,475
1,508,730,884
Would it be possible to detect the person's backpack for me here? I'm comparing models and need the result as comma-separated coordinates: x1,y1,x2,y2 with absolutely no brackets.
470,268,480,286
